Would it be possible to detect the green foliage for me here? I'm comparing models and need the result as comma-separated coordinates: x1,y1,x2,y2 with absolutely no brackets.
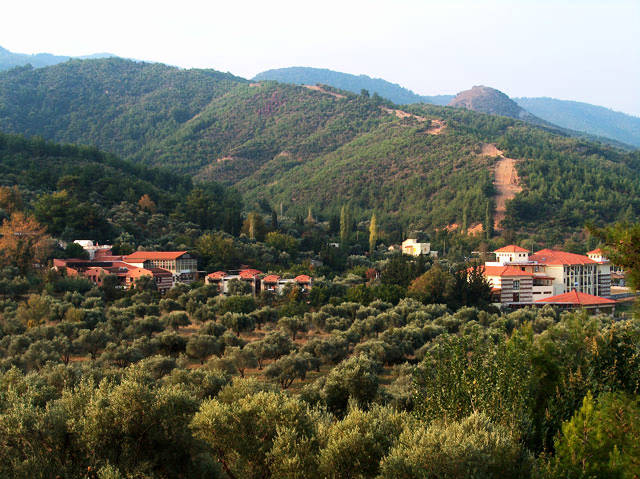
191,391,319,479
379,413,531,479
547,391,640,479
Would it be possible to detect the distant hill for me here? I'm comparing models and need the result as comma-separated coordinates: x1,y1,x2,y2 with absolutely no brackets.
448,86,541,123
0,45,115,71
253,67,453,105
0,58,639,241
254,66,639,149
515,97,640,148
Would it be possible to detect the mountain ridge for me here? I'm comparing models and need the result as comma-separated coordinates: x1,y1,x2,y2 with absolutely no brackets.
1,57,639,242
254,66,640,148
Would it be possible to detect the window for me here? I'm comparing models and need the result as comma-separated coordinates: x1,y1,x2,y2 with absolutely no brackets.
512,280,520,290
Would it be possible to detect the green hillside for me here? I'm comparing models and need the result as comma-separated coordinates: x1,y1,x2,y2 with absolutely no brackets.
0,132,242,244
0,58,639,240
0,58,246,159
253,66,453,105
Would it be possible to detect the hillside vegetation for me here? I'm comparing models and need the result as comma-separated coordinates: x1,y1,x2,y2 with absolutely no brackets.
0,58,639,240
253,66,453,105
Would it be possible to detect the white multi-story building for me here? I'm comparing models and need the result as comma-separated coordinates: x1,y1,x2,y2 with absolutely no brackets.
478,245,611,305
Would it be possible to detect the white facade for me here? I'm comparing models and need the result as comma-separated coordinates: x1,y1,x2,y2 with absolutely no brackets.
402,239,436,257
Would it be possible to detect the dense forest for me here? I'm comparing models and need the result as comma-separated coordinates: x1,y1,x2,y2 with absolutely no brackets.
0,58,639,240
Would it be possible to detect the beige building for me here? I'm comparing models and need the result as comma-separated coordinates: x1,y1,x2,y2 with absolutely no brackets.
402,239,437,257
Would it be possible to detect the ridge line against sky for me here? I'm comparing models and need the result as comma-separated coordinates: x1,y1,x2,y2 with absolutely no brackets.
3,0,639,116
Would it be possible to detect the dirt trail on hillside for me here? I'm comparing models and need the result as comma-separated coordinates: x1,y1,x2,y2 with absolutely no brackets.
483,144,522,229
303,85,346,98
381,107,446,134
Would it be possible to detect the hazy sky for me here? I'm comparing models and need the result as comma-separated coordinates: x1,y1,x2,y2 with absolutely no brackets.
3,0,639,115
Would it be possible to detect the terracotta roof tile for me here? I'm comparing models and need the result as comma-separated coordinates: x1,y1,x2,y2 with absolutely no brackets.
124,251,188,261
535,290,615,305
262,274,281,283
480,265,534,277
239,269,262,279
207,271,228,280
494,245,529,253
529,249,596,265
295,274,312,283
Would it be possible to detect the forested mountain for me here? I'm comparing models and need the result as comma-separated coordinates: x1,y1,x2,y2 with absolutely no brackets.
0,58,639,242
0,132,242,244
253,66,453,105
515,97,640,148
0,45,114,70
0,58,247,159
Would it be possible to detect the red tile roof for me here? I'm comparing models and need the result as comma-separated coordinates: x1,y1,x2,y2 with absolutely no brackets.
207,271,227,280
535,290,615,306
480,265,534,277
587,248,603,255
494,245,529,253
295,274,312,283
239,269,262,279
529,249,596,265
262,274,281,283
124,251,188,261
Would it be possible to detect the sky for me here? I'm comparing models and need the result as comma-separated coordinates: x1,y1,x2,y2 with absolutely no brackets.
2,0,639,116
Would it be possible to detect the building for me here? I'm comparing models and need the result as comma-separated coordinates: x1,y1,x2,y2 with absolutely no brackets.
477,245,612,305
53,249,197,292
73,240,113,260
205,269,262,295
124,251,198,284
401,239,437,257
206,270,313,296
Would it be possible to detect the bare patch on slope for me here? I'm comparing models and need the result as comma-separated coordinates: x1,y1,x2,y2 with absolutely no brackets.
303,85,346,98
482,144,522,229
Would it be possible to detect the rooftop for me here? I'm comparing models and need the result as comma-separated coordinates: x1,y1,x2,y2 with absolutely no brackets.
494,245,529,253
529,249,596,266
124,251,188,261
535,290,616,306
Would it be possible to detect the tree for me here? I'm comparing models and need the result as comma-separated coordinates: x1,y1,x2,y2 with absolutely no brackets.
379,413,530,479
265,353,312,389
137,194,156,213
408,265,455,305
224,346,258,378
340,204,351,247
0,212,50,274
221,312,255,336
319,405,406,479
278,316,309,341
0,185,23,215
548,391,640,479
191,391,319,479
241,212,267,241
369,213,378,254
164,311,191,331
592,222,640,291
484,201,494,239
186,334,222,364
323,355,380,416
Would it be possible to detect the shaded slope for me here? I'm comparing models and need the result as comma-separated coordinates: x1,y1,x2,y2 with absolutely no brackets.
515,97,640,148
